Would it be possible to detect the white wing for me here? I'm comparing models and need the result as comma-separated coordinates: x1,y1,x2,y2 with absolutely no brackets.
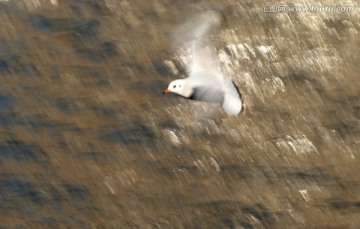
222,77,243,116
172,11,222,78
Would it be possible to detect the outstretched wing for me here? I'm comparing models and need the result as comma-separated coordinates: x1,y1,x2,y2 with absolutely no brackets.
172,11,222,78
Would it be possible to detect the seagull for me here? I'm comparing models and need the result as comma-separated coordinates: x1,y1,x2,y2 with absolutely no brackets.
162,11,244,116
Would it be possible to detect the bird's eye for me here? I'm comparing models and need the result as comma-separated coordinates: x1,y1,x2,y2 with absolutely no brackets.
173,85,176,88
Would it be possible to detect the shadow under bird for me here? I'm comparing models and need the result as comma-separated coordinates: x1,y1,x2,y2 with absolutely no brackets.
162,11,244,116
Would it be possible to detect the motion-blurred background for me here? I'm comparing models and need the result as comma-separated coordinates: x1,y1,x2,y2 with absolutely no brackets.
0,0,359,228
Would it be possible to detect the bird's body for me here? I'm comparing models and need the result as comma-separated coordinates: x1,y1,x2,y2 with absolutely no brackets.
163,11,244,116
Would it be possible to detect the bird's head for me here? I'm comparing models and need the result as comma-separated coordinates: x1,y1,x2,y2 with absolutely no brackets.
162,79,190,97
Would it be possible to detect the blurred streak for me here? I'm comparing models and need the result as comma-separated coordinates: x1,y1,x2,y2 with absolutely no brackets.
275,135,318,155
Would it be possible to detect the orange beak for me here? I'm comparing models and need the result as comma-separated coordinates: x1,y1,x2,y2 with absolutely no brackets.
162,89,171,94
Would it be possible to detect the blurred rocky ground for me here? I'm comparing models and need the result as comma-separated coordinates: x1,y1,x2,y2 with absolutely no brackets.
0,0,359,228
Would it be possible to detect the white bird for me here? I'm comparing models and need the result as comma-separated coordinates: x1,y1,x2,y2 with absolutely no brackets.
162,11,244,116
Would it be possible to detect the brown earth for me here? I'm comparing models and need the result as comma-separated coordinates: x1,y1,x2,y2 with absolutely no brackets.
0,0,359,228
